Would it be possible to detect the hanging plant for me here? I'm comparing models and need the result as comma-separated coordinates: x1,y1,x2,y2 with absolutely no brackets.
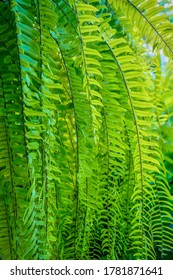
0,0,173,260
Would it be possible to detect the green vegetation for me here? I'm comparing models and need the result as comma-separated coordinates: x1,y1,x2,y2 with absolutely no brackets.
0,0,173,260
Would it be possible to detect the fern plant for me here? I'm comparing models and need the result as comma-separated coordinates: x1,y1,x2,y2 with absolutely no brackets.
0,0,173,260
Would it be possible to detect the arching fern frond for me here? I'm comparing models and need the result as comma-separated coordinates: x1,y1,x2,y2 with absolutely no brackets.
109,0,173,58
0,0,173,260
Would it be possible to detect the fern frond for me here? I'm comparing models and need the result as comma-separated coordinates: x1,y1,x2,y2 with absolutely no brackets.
0,0,172,261
110,0,173,58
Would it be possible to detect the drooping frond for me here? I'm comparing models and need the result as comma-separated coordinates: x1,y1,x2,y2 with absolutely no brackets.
0,0,173,260
109,0,173,57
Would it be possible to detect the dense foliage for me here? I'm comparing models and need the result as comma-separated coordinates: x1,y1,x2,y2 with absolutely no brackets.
0,0,173,260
